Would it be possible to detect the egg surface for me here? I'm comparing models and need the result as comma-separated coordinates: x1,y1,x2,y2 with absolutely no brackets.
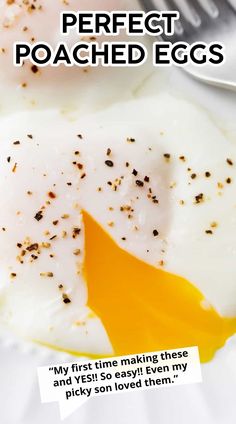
0,0,149,114
0,93,236,361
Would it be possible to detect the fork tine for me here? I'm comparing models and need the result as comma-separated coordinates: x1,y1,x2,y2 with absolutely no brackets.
212,0,236,19
190,0,209,26
165,0,194,38
165,0,182,19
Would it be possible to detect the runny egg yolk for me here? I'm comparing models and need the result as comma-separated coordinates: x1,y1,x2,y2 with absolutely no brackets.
82,211,236,363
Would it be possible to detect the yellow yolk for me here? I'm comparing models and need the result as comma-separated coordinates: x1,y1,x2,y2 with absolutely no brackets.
83,211,236,363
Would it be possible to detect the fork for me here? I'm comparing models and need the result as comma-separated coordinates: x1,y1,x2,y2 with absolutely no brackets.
139,0,236,91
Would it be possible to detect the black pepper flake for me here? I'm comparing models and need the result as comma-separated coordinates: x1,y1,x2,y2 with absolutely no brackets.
136,180,144,187
40,272,54,277
106,148,111,156
132,169,138,176
226,158,233,166
34,210,43,221
31,64,39,74
49,235,57,241
205,172,211,178
17,243,22,248
77,134,83,139
195,193,204,204
226,177,232,184
48,191,56,199
58,284,64,289
67,182,72,186
12,163,17,173
53,220,59,226
127,137,135,143
63,298,71,304
191,173,197,179
164,153,171,159
144,176,150,183
105,160,114,167
153,229,159,237
7,156,11,163
13,140,20,145
62,294,71,304
72,227,81,238
121,237,126,241
126,162,130,167
26,243,39,252
81,173,86,179
205,230,213,235
27,134,33,139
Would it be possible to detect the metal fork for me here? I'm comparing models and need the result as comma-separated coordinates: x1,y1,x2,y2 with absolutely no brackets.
140,0,236,91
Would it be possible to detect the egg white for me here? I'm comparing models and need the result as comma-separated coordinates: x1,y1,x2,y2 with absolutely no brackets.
0,109,112,355
0,0,150,115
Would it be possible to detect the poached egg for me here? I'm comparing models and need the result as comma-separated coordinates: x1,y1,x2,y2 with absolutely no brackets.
0,93,236,362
